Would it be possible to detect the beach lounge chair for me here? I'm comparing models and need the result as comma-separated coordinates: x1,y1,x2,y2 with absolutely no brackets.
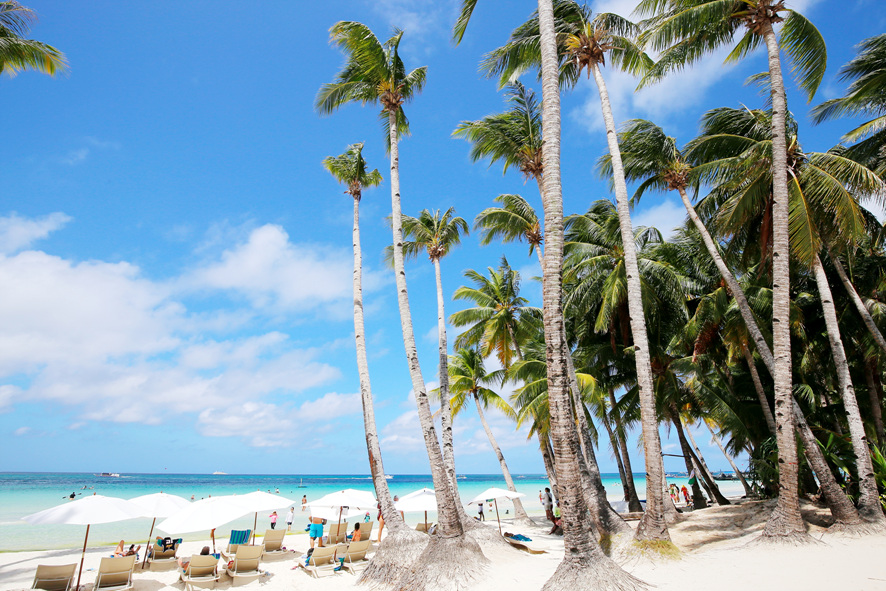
341,540,371,575
180,555,220,591
504,535,547,555
147,538,180,570
225,529,252,554
362,521,374,539
305,545,338,578
31,563,76,591
224,544,263,586
94,555,137,591
261,529,287,559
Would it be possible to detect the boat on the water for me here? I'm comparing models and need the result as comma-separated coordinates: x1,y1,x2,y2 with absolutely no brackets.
385,474,393,480
211,471,227,475
97,473,120,478
713,472,738,481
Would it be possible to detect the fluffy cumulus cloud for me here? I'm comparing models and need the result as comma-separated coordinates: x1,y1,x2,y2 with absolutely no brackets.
631,198,687,239
366,0,457,42
0,213,369,445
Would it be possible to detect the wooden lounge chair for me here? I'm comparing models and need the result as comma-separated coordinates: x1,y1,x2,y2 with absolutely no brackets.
224,544,263,586
31,563,76,591
305,545,338,578
180,555,220,591
225,529,252,554
261,529,287,559
341,540,371,575
94,555,137,591
504,536,547,554
361,521,374,539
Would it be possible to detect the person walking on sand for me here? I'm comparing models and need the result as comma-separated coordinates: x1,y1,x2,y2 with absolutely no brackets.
286,507,294,531
542,487,554,523
301,495,307,511
308,516,324,549
478,502,485,521
269,511,278,529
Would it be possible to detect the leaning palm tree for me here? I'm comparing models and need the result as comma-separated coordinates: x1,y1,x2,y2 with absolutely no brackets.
395,208,470,521
447,347,531,522
0,2,66,76
637,0,827,543
317,22,485,588
322,142,405,540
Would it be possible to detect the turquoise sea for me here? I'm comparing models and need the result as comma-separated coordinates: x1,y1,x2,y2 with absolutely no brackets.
0,472,744,551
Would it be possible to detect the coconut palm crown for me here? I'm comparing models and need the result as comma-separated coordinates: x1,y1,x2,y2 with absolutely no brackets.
0,1,66,76
315,22,427,148
395,208,469,263
322,142,383,201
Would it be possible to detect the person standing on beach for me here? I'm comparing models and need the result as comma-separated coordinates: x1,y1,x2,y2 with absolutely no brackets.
301,495,307,511
478,503,485,521
542,487,554,523
269,511,278,529
308,516,324,549
286,507,294,531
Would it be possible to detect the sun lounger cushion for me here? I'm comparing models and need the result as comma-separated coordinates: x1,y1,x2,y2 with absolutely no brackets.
95,555,136,591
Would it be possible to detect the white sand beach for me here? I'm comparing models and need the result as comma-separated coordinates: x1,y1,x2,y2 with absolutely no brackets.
3,498,886,591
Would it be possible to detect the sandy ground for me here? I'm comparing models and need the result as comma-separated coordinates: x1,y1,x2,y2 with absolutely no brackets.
3,499,886,591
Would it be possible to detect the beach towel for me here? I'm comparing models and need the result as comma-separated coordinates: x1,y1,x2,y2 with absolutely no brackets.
229,529,251,546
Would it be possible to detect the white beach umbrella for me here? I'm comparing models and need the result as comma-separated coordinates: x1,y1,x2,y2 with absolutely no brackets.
157,496,250,552
226,490,295,543
307,489,377,534
395,488,436,530
468,487,527,534
22,494,144,591
129,492,191,567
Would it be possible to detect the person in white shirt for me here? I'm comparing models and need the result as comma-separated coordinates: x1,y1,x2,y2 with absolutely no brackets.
286,507,295,532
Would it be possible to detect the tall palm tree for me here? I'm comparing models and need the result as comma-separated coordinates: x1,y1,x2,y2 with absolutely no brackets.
447,347,531,522
322,142,407,536
457,3,645,587
0,2,66,76
317,22,485,587
637,0,827,543
396,208,470,520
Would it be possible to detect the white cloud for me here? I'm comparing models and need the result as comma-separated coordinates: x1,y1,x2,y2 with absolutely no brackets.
367,0,456,40
0,212,71,253
862,196,885,223
380,409,423,449
14,426,30,436
60,137,121,166
631,198,687,239
187,224,385,314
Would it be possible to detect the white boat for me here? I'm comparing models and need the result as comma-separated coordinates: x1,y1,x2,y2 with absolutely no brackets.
385,474,393,479
212,471,227,475
97,473,120,478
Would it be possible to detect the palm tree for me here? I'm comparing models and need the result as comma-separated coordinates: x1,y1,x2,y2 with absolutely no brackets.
458,2,646,586
447,348,531,522
0,2,66,76
322,142,407,535
637,0,827,543
396,208,470,520
450,259,540,369
317,22,485,587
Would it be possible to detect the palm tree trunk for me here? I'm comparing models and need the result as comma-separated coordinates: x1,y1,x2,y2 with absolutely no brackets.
830,250,886,355
704,421,754,498
351,195,404,530
741,343,777,436
791,399,865,529
683,420,730,505
602,414,631,502
387,111,461,536
541,433,561,497
591,62,669,544
676,186,775,369
351,195,425,588
433,258,470,524
759,23,808,541
669,410,706,509
864,359,885,450
537,3,640,588
472,393,531,521
812,254,885,525
609,389,643,513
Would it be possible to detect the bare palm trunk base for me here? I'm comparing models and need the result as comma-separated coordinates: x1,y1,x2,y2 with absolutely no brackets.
358,528,428,586
541,552,646,591
394,534,489,591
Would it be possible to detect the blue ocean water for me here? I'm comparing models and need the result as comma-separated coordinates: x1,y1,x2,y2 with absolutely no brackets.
0,472,740,551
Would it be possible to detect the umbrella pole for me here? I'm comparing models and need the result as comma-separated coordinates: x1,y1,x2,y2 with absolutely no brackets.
494,499,501,536
424,511,427,532
142,517,156,569
252,512,257,545
76,524,89,591
336,507,343,543
211,528,216,554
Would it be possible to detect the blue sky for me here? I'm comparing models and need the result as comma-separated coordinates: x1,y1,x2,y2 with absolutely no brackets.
1,0,884,476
